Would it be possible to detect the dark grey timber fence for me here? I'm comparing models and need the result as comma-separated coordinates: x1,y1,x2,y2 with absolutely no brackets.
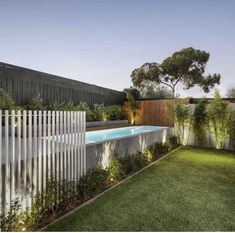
0,62,125,107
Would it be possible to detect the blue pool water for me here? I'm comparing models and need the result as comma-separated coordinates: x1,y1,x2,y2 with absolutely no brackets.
86,126,166,144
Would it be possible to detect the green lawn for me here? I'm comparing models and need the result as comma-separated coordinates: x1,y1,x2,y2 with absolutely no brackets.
45,146,235,231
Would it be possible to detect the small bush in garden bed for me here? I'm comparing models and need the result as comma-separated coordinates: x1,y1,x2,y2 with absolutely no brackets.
78,167,109,199
107,154,124,182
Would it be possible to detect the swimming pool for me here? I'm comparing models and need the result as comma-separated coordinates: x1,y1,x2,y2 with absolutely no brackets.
86,126,167,145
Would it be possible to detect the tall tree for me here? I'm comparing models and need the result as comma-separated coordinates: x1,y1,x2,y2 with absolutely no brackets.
131,47,221,97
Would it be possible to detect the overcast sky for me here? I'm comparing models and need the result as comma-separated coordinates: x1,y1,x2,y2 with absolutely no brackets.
0,0,234,97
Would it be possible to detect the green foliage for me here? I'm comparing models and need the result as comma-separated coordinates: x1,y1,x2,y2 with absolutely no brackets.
174,103,191,144
226,88,235,98
123,87,141,100
125,89,141,124
27,94,45,110
107,154,123,182
0,199,22,231
105,105,126,121
143,147,154,162
192,98,207,145
168,136,179,149
206,91,229,149
228,110,235,150
78,167,109,199
0,138,179,231
140,83,173,99
0,89,16,110
93,104,106,121
131,47,220,97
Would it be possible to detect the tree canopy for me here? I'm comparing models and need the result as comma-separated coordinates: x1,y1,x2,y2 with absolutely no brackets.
131,47,221,97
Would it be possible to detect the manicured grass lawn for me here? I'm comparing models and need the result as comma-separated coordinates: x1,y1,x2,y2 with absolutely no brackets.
45,146,235,231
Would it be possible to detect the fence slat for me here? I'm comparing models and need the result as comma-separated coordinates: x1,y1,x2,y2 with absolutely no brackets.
23,111,28,208
33,111,37,202
47,111,51,183
67,112,71,181
17,111,21,196
5,110,10,210
63,111,67,181
11,110,15,202
28,111,32,207
38,111,42,196
51,111,55,181
43,111,47,194
0,110,2,214
82,112,86,175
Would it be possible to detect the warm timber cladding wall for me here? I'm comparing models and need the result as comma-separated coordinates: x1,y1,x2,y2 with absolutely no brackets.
125,99,189,127
0,62,125,106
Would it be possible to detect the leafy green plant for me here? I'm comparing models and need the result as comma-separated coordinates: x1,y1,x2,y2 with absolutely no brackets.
228,110,235,150
206,91,229,149
27,94,46,110
143,147,154,162
0,199,23,231
78,167,109,199
105,105,126,121
0,89,16,110
125,91,140,125
192,98,207,146
168,136,179,149
107,154,123,182
174,103,191,145
93,104,106,121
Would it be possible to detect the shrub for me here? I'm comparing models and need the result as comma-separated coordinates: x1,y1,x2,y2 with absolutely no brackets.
78,167,109,199
49,101,67,111
143,146,154,162
105,105,126,121
0,199,22,231
174,103,191,145
76,102,94,121
107,154,123,182
163,140,172,153
132,151,148,171
0,89,16,110
153,142,166,155
119,153,135,175
27,94,45,110
168,136,179,148
206,91,229,149
192,98,207,145
93,104,106,121
228,110,235,150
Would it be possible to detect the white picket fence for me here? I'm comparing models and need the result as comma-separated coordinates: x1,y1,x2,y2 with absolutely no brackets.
0,110,86,215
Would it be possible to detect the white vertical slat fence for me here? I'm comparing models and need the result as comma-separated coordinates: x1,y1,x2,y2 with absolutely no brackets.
0,110,86,216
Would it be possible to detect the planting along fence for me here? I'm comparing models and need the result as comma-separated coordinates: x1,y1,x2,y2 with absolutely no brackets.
0,110,86,216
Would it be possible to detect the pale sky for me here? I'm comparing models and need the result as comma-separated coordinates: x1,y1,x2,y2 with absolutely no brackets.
0,0,235,97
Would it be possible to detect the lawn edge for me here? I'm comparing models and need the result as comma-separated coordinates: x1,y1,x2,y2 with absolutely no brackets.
41,146,182,231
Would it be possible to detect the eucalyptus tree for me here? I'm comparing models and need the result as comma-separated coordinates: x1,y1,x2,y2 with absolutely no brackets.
131,47,221,97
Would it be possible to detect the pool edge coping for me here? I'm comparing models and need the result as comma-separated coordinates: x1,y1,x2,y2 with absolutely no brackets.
41,145,182,231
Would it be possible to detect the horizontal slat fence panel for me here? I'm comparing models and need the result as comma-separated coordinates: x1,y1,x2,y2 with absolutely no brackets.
124,99,189,127
0,110,86,219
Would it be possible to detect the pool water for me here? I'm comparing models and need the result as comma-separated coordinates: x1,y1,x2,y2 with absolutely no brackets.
86,126,166,144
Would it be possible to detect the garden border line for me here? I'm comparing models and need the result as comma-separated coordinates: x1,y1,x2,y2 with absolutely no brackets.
41,146,182,231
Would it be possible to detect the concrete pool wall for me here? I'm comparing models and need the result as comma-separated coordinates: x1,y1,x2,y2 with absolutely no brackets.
86,127,174,169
